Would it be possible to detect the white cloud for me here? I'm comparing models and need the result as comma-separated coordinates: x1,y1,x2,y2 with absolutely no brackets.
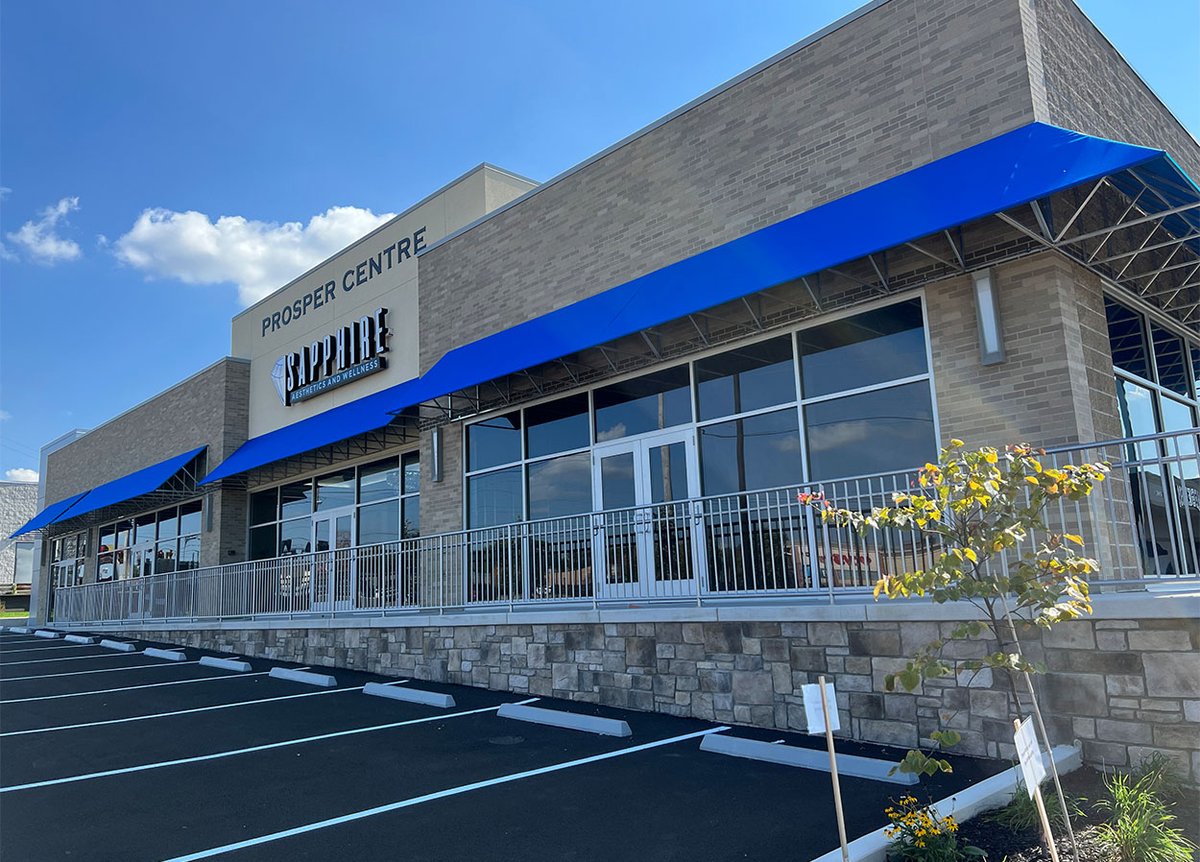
0,410,10,421
5,196,83,264
114,205,397,305
4,468,39,483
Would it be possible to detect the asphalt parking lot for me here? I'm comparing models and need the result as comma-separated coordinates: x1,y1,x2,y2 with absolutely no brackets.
0,626,1002,861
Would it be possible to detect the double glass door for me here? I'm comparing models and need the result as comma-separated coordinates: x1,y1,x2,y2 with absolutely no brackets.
312,508,355,611
592,429,705,597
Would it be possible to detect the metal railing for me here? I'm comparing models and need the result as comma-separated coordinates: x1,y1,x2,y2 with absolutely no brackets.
50,429,1200,625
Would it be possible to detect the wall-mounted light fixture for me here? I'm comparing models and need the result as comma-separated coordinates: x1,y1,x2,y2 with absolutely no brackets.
431,425,444,483
973,268,1005,366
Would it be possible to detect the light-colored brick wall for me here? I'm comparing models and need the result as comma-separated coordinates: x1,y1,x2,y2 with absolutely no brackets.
1030,0,1200,182
926,251,1121,449
0,483,37,596
44,357,249,503
417,0,1039,373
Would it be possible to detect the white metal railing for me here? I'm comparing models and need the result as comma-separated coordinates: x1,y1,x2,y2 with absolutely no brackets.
49,429,1200,625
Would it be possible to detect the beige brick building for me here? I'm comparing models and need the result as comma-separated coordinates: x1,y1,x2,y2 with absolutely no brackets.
18,0,1200,778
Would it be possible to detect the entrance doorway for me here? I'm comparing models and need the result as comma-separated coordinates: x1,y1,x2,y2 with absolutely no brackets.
592,428,705,598
312,507,356,611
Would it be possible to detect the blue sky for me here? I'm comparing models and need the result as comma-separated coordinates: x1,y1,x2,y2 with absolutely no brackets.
1,0,1197,484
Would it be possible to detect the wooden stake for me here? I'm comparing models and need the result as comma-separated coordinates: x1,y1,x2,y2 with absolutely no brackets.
1013,718,1060,862
819,675,850,862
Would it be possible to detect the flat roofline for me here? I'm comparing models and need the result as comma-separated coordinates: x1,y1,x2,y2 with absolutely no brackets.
49,356,249,456
421,0,896,258
232,162,538,321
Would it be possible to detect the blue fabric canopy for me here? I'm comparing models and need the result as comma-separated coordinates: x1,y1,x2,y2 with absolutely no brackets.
9,492,89,538
35,446,208,530
203,122,1179,484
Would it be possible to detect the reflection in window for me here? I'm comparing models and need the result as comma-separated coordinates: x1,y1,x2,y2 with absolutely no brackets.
279,518,310,556
359,459,400,504
648,441,690,503
700,409,803,495
179,501,202,535
594,366,692,442
402,497,421,538
1106,298,1151,380
798,299,927,398
527,452,591,520
468,412,521,471
1152,327,1190,397
280,481,313,519
468,467,523,528
358,500,399,546
805,381,935,481
249,526,276,561
402,452,420,495
526,394,589,458
158,507,179,539
316,469,356,511
134,514,156,545
696,336,795,421
178,536,201,570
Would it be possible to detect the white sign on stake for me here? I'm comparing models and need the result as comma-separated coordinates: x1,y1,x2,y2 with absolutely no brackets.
1014,715,1047,797
802,682,840,734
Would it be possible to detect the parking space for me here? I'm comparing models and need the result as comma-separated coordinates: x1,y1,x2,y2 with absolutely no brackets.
0,627,1003,861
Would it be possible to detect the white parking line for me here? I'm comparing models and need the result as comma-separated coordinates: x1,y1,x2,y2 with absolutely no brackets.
0,697,540,793
0,670,283,704
0,644,97,655
2,660,201,682
0,652,145,667
163,725,729,861
0,680,411,737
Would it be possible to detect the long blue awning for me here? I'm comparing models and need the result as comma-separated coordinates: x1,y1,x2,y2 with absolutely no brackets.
202,122,1188,484
9,492,89,538
14,446,209,536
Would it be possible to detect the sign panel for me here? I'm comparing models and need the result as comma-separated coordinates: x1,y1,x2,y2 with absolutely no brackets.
802,681,840,734
1014,716,1046,797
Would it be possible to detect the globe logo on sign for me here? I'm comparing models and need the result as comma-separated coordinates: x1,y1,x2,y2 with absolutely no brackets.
271,356,288,405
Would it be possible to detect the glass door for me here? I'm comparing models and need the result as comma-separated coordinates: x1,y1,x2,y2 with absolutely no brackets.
312,508,356,611
592,428,704,598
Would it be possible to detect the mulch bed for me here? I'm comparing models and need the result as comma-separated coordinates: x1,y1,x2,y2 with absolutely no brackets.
958,767,1200,862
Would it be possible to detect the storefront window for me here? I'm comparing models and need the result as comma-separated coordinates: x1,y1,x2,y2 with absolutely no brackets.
469,467,523,528
464,297,935,527
696,336,795,421
527,452,591,520
594,366,692,442
526,394,589,458
467,412,521,471
1106,297,1152,381
134,514,156,545
1151,326,1190,398
280,480,313,519
97,501,202,578
700,409,803,495
316,469,356,511
797,298,927,398
249,453,420,560
805,381,935,481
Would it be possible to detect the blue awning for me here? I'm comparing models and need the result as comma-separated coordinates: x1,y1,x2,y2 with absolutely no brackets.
203,122,1188,484
35,446,208,529
9,492,89,538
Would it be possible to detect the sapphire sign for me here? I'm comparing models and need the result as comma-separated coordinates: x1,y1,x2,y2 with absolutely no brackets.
278,307,391,406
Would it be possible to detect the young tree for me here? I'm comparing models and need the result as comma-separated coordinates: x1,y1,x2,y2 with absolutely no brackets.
800,441,1109,858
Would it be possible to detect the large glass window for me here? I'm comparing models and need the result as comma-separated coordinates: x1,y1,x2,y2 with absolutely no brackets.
248,452,420,560
527,452,592,520
797,299,927,398
805,381,936,481
700,409,803,495
526,394,589,458
1106,297,1153,380
51,532,85,587
468,467,523,528
97,501,202,579
464,297,936,527
315,469,356,511
594,366,692,442
467,412,521,471
695,336,795,421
